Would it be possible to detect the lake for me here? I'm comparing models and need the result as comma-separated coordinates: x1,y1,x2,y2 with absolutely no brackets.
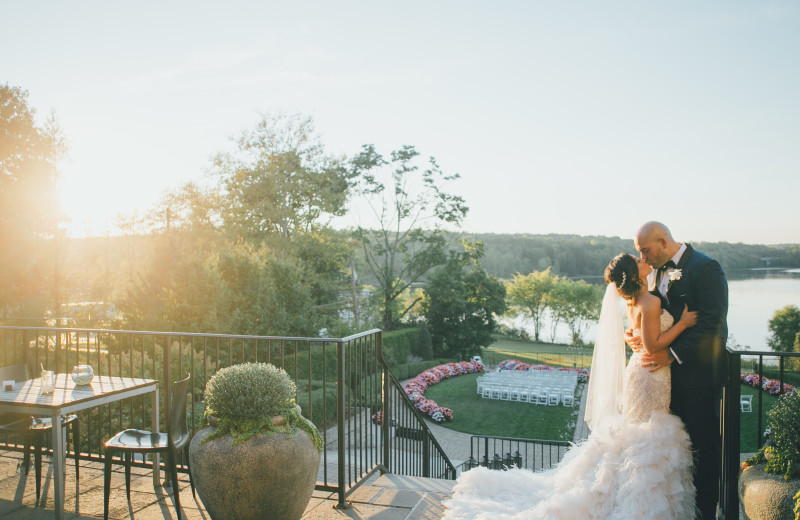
505,268,800,351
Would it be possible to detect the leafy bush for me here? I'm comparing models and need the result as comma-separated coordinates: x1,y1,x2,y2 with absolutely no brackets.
416,323,433,360
279,348,338,383
382,328,419,366
297,385,338,431
390,358,453,380
495,324,531,340
746,390,800,481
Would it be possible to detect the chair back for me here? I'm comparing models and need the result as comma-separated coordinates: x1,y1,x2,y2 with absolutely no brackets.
0,364,32,424
168,374,191,450
0,364,29,382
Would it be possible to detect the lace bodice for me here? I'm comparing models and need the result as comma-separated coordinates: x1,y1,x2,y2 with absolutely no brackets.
621,310,674,423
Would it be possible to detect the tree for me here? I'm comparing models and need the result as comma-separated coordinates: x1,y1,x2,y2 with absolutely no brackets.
214,244,317,337
349,144,468,331
422,248,506,358
505,268,558,342
549,278,603,345
416,321,433,360
0,84,63,316
767,305,800,353
791,332,800,372
212,113,351,241
206,114,352,332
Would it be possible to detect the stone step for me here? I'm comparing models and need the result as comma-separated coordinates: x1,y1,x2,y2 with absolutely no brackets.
303,474,455,519
371,475,455,520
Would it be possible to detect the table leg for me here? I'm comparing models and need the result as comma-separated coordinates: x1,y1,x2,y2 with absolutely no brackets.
52,410,65,520
152,388,160,487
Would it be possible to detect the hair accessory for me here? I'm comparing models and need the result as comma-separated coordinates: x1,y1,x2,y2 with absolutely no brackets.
619,272,627,288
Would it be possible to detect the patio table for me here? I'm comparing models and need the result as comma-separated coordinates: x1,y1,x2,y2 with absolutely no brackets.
0,374,159,520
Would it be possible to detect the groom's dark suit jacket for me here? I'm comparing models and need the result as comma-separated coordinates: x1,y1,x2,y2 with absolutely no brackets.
659,244,729,389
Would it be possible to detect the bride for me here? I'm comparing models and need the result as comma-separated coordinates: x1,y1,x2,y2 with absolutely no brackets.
443,253,698,519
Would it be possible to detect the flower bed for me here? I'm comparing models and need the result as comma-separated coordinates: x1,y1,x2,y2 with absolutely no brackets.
498,359,589,383
399,361,484,423
740,373,796,397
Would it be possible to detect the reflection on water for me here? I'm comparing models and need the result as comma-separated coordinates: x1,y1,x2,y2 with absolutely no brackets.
506,268,800,351
727,269,800,351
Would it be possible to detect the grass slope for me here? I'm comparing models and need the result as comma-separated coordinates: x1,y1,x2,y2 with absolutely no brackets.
423,372,580,441
422,336,787,450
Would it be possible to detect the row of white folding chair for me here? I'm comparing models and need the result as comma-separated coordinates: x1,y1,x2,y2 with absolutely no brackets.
480,377,576,392
487,373,578,385
488,371,577,379
480,383,575,407
478,380,576,397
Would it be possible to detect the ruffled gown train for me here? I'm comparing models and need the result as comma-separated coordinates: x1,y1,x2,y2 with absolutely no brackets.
443,312,696,520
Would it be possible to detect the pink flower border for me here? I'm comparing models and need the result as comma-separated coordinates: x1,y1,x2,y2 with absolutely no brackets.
400,361,485,422
740,373,796,397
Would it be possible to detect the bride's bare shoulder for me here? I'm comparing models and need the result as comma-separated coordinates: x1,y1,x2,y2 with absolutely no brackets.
637,292,662,314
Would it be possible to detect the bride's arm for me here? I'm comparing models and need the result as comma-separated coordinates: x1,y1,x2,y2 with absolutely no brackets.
640,298,697,355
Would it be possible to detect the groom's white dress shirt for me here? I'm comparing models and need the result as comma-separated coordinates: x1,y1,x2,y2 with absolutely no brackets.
658,243,687,364
657,243,687,298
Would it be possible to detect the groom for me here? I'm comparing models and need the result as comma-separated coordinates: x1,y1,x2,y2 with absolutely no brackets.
633,221,728,520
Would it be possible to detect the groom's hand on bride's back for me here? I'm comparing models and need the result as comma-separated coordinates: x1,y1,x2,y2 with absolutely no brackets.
640,350,673,372
624,328,643,352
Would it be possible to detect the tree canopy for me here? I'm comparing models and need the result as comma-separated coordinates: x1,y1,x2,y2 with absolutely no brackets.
0,84,64,316
213,113,351,241
349,144,468,331
422,245,506,357
768,305,800,353
505,268,558,342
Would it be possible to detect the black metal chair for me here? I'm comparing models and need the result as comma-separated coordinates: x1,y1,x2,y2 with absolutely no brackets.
103,374,194,520
0,363,80,501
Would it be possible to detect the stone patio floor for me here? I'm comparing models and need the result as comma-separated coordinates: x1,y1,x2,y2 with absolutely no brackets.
0,451,453,519
0,381,746,519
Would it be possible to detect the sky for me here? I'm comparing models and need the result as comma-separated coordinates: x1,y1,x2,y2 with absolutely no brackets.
3,1,799,244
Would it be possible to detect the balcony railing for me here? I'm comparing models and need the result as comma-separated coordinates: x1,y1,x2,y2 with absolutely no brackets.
720,347,800,520
0,325,455,508
461,435,569,473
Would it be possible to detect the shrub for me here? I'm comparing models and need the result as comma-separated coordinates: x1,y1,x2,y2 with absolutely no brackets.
390,358,452,380
297,385,338,431
495,324,531,340
202,362,322,451
416,323,433,360
745,389,800,481
279,348,338,383
792,332,800,372
382,328,419,366
205,362,296,419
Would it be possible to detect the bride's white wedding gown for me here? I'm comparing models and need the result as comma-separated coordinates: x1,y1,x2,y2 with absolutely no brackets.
443,312,696,519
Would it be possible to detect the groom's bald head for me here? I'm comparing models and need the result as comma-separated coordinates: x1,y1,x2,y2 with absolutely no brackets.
634,221,680,268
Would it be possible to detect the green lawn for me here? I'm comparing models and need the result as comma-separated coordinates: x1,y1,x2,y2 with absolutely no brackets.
425,336,785,450
482,337,594,369
739,386,780,453
423,372,580,441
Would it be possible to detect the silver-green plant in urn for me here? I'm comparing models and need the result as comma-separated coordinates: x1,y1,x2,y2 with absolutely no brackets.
189,362,322,520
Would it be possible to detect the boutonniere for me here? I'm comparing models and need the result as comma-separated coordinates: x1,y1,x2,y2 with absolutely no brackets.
668,269,683,283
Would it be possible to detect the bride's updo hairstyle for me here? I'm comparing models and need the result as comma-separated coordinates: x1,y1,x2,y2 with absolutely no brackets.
604,253,642,300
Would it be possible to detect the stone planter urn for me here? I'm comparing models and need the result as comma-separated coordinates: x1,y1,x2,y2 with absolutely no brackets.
738,464,800,520
190,414,320,520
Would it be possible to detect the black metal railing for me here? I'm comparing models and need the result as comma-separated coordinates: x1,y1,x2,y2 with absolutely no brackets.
381,369,457,481
0,325,455,508
460,435,570,473
720,347,800,520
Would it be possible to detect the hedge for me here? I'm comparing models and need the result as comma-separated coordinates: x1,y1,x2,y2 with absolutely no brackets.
382,328,419,366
